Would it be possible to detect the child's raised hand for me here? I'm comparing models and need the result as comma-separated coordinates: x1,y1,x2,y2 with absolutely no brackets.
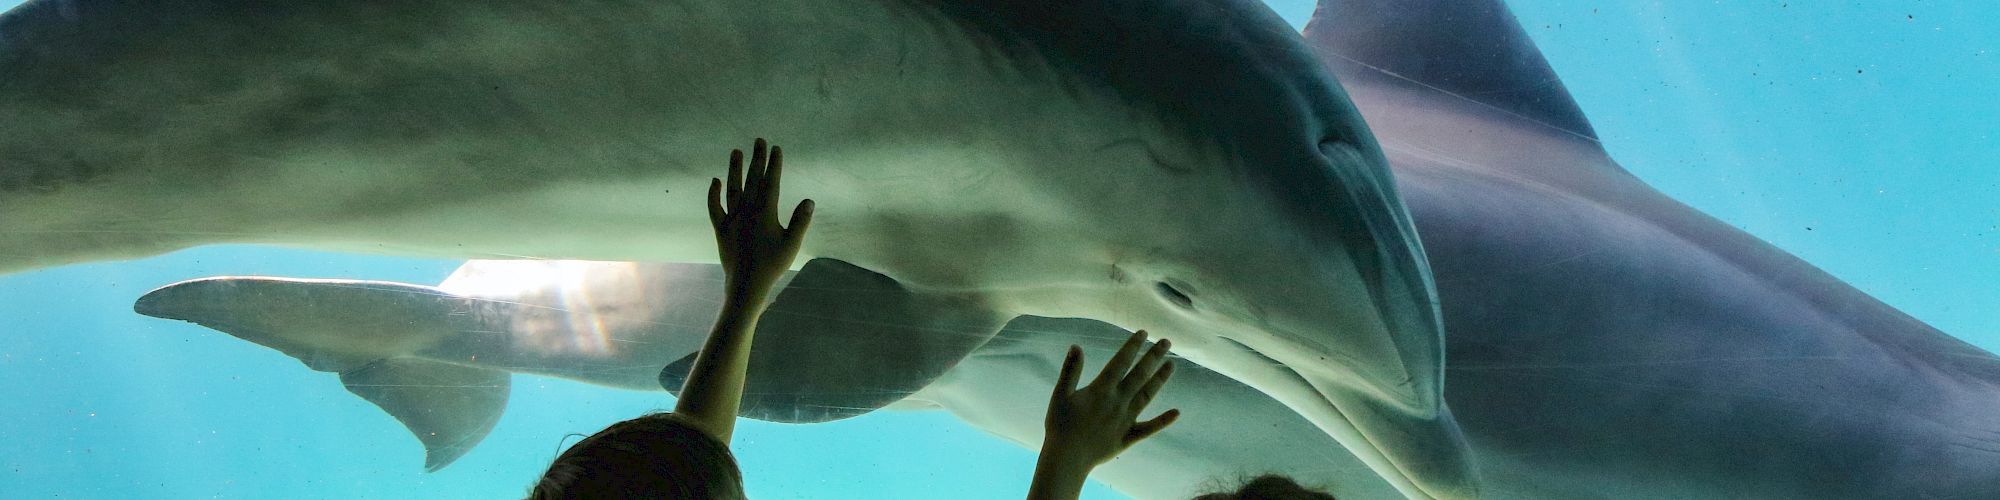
1040,330,1180,469
708,138,813,298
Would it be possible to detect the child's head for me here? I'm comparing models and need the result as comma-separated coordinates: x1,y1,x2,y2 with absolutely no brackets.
1194,474,1338,500
530,413,745,500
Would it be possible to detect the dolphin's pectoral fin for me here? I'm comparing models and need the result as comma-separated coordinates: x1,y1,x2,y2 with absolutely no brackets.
339,358,509,472
658,352,698,393
658,258,1005,423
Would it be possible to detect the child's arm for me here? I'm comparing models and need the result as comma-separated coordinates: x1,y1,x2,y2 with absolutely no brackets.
672,138,815,444
1028,331,1179,500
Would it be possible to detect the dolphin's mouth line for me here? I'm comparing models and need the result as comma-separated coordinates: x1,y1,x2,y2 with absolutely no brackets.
1278,356,1439,499
1332,405,1459,498
1237,311,1431,413
1211,333,1438,497
1323,401,1415,490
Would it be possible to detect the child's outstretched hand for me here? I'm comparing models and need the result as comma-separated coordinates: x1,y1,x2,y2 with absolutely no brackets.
674,138,814,443
709,138,814,299
1029,331,1179,500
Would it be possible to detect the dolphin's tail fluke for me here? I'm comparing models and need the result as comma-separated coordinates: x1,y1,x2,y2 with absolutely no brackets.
134,277,509,471
339,358,509,471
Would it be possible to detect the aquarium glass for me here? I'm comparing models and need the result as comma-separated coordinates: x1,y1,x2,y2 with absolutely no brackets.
2,0,1994,499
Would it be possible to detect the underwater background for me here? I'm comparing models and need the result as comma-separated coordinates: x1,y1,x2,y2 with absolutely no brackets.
1,0,1992,498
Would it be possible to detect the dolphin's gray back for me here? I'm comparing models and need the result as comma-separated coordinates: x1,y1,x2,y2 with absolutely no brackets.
916,0,1368,145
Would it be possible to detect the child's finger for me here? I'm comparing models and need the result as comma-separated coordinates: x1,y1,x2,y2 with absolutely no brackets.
727,149,745,209
1130,361,1174,412
1052,346,1084,403
708,178,726,225
1126,408,1181,445
1095,331,1149,388
747,138,769,197
787,199,815,238
764,145,784,207
1121,339,1171,393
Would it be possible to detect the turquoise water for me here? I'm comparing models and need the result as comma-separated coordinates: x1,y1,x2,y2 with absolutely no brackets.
1,1,1993,499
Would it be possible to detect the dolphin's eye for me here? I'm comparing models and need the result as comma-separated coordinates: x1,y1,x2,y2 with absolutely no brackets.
1155,281,1194,310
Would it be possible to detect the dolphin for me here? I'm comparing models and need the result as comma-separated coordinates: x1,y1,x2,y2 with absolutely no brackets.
1,0,1476,496
137,0,2000,497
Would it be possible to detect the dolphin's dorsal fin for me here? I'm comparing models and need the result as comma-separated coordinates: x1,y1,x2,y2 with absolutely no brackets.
660,258,1005,423
1304,0,1598,142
